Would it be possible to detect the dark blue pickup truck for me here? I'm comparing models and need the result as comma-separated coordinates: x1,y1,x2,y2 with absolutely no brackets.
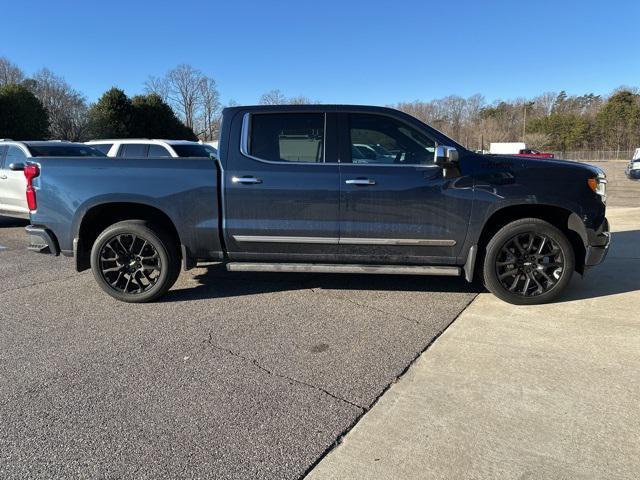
16,105,610,304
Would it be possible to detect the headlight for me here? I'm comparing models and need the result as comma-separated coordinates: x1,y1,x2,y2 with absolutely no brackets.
587,172,607,203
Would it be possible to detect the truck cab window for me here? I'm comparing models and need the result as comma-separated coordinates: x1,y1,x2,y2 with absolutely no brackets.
249,113,324,163
349,114,436,165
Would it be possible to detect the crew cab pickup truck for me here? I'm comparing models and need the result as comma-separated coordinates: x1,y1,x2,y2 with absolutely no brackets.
15,105,610,305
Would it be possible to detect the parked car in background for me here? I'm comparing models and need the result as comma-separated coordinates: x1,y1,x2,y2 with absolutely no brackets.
489,142,554,158
0,140,105,218
353,143,396,162
23,105,609,306
625,147,640,179
202,143,218,159
85,139,215,158
516,148,555,158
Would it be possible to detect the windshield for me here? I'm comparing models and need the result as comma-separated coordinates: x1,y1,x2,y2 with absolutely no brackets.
27,145,106,157
171,144,213,157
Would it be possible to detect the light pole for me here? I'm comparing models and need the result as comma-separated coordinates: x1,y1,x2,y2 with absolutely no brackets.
523,101,534,143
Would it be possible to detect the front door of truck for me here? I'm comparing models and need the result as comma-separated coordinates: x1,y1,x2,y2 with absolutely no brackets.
224,110,341,262
337,112,473,265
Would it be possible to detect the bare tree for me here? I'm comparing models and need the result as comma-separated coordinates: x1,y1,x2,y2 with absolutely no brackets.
144,75,170,102
29,68,89,140
166,64,204,129
259,89,318,105
533,92,557,116
146,65,222,139
197,76,221,141
259,89,288,105
441,95,466,140
0,57,24,86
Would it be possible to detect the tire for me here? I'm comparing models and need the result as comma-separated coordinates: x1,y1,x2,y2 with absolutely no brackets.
482,218,575,305
90,220,181,303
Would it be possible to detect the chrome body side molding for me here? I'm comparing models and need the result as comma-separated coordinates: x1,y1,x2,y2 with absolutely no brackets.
339,237,455,246
232,235,456,247
233,235,340,244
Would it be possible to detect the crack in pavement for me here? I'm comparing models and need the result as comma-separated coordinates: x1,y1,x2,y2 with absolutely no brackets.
202,332,365,411
309,287,423,326
0,271,90,297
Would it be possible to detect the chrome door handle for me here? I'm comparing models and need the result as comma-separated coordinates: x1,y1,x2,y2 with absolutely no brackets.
345,178,376,185
232,176,262,184
0,175,7,180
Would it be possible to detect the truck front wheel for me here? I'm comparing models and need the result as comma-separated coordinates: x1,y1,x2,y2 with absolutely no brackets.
90,220,181,303
483,218,575,305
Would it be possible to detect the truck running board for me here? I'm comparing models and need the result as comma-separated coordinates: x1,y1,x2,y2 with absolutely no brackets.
225,263,461,276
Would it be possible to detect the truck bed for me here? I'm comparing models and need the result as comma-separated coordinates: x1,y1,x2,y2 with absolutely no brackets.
29,156,223,264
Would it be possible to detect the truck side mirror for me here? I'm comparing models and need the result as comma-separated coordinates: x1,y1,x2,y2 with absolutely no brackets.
435,146,459,166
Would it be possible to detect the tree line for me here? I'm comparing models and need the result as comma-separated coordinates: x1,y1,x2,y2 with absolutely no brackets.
393,89,640,153
1,56,639,152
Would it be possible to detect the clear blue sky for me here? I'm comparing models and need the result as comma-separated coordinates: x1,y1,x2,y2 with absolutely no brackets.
2,0,639,105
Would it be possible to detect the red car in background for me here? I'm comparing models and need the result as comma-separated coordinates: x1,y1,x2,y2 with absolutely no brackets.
514,149,554,158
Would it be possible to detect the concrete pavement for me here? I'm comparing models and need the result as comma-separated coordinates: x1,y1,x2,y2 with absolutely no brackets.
307,206,640,480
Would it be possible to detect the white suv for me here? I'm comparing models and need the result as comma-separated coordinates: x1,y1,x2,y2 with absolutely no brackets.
85,139,216,158
626,147,640,180
0,140,104,218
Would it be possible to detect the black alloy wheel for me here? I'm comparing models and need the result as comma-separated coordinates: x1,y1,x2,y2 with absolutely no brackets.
98,233,162,295
495,232,564,297
483,218,575,305
90,220,181,303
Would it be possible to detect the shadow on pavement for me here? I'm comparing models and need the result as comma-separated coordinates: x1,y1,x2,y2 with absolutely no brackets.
163,230,640,304
0,216,29,228
162,263,481,303
559,229,640,302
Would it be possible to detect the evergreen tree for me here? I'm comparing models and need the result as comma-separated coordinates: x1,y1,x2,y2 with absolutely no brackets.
130,93,197,140
0,83,49,139
87,88,133,139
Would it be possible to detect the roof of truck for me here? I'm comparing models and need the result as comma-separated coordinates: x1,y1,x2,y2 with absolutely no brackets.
220,104,464,150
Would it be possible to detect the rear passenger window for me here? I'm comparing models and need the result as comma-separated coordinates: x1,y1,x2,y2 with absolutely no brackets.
249,113,324,163
148,145,172,157
0,146,7,168
118,144,148,157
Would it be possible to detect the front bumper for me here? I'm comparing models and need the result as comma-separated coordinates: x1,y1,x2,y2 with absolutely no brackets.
25,225,60,256
584,218,610,267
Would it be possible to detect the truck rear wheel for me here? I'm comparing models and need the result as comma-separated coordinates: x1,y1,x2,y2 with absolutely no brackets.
483,218,575,305
90,220,181,303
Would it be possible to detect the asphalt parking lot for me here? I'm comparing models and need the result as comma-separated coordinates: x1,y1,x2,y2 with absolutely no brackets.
0,215,477,479
2,159,636,479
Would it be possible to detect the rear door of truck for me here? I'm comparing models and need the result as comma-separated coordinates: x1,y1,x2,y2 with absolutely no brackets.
222,108,341,262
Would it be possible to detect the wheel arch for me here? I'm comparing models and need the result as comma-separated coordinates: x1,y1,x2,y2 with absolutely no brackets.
75,202,183,272
474,204,587,277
